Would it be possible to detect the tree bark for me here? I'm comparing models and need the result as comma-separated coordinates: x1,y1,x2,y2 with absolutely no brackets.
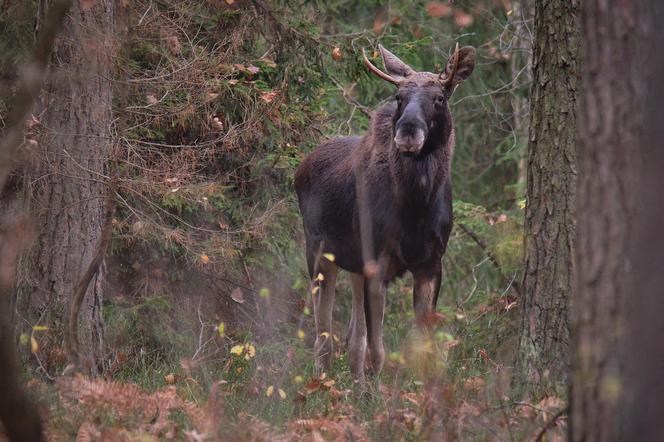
570,0,657,440
514,0,578,395
19,0,115,375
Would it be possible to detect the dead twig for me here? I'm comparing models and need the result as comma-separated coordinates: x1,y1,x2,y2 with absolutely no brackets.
66,179,117,371
534,406,567,442
457,223,521,295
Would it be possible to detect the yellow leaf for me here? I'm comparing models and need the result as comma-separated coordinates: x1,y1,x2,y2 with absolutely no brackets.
32,325,49,332
319,332,330,338
266,385,274,397
245,343,256,359
278,388,287,399
259,287,270,299
230,345,244,356
311,286,320,295
19,333,29,346
30,336,38,353
315,273,325,282
200,254,210,264
218,322,225,337
297,330,305,340
294,375,304,384
322,253,335,262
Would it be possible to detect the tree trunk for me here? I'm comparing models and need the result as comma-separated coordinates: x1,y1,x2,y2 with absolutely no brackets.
19,0,115,375
514,0,578,396
570,0,657,440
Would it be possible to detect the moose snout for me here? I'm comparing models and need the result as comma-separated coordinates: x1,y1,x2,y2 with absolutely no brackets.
394,122,426,154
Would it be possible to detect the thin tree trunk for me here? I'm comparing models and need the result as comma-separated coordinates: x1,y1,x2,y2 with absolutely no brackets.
509,0,533,190
570,0,656,440
514,0,578,396
19,0,115,375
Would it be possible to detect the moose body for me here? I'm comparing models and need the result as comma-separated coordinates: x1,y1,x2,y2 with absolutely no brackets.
294,45,475,382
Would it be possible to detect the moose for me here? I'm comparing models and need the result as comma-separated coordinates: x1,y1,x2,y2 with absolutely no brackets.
294,44,476,383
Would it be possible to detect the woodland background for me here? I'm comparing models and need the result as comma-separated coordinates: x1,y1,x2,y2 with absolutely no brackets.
0,0,661,441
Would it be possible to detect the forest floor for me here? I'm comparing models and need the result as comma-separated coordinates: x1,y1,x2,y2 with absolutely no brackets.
18,279,566,441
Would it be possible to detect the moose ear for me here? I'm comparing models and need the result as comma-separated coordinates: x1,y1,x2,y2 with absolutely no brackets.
443,46,476,89
378,45,415,80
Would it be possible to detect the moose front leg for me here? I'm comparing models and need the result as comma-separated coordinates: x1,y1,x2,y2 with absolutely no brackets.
365,276,386,375
313,261,339,372
412,262,443,328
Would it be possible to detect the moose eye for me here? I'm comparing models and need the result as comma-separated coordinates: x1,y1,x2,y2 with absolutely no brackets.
435,94,445,103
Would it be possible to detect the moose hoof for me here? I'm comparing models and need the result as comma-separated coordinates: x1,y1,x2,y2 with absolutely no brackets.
368,345,385,375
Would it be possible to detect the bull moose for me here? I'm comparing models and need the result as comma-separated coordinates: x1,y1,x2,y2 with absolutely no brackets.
294,44,476,383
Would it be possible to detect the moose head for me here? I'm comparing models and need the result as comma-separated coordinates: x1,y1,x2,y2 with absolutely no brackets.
363,44,476,155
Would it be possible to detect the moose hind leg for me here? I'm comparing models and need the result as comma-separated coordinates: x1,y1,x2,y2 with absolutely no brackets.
412,262,442,328
347,272,367,383
313,261,338,372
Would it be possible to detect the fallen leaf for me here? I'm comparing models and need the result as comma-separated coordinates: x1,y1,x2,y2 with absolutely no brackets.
332,47,342,61
164,373,175,384
30,336,38,353
259,58,277,68
259,90,279,103
426,1,453,18
278,388,287,399
246,64,260,75
454,10,474,27
304,378,321,394
266,385,274,397
230,345,244,356
230,287,244,304
323,253,335,262
200,254,210,264
244,343,256,359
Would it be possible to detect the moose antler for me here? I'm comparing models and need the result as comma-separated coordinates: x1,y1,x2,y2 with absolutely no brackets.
440,43,460,87
362,48,401,85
